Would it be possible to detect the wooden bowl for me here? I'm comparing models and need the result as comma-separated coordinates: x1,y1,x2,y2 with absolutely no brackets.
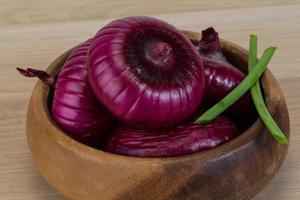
26,31,290,200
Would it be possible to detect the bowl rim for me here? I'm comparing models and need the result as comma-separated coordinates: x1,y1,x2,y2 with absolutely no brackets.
33,30,282,164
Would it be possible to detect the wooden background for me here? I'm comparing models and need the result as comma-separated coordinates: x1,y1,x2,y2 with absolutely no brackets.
0,1,299,199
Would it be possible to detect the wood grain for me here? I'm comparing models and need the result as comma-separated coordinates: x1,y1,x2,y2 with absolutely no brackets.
0,1,299,199
0,0,299,27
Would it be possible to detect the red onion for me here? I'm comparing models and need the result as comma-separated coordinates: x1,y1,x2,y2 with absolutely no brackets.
105,115,237,157
17,41,114,147
88,16,205,128
198,27,254,116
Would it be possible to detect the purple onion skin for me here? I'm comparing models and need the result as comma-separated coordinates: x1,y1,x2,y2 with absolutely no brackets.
18,41,115,147
52,40,115,146
198,27,254,117
89,16,205,129
105,115,237,157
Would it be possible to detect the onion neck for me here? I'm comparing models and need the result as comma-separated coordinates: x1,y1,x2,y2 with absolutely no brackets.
143,41,174,71
17,67,55,86
198,27,221,55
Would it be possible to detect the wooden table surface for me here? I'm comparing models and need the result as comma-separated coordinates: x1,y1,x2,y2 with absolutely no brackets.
0,1,299,199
